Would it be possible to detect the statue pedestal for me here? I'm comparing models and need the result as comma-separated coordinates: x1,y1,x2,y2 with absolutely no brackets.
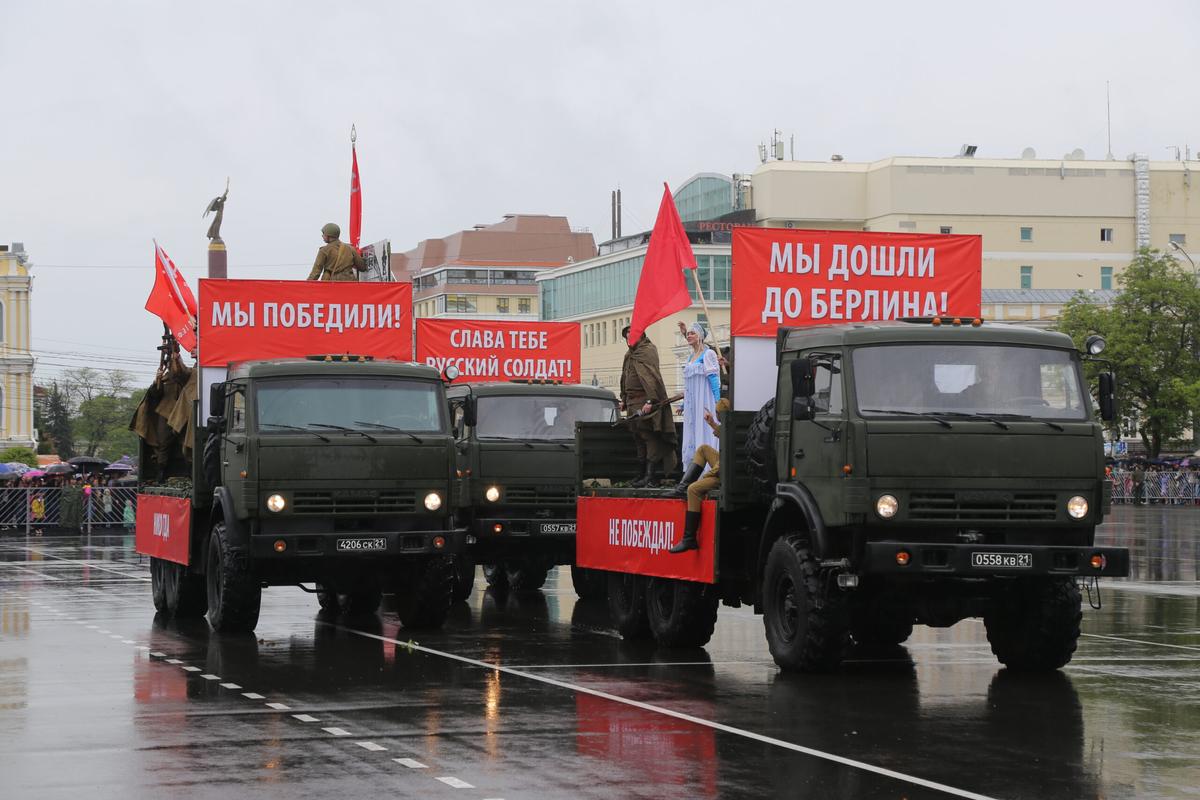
207,239,227,279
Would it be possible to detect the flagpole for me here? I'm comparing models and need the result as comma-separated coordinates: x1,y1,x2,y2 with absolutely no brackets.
689,269,728,376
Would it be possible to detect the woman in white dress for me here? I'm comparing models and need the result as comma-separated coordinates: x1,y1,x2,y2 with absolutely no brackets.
678,321,721,469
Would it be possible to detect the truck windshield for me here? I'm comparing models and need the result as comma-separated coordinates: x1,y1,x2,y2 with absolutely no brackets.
256,378,444,434
852,344,1087,420
475,395,617,440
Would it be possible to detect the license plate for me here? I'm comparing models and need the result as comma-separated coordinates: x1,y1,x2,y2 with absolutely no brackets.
971,551,1032,569
539,523,576,534
336,537,387,552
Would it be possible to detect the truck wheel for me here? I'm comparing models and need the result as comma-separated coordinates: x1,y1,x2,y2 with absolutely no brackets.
202,428,221,489
984,577,1082,671
763,534,849,672
571,565,608,602
646,577,718,648
606,571,651,640
451,554,476,602
316,585,340,613
395,557,454,630
850,609,914,648
158,558,207,618
151,558,169,612
338,584,382,617
745,398,778,498
175,567,209,618
482,563,509,591
205,521,261,632
506,560,549,594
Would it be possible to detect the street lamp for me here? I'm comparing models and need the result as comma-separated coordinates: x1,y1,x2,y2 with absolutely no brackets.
1170,240,1197,277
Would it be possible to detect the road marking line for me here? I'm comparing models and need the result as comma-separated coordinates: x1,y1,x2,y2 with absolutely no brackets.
220,683,242,690
292,714,320,722
109,634,124,639
393,758,427,769
1081,633,1200,653
265,702,291,710
165,659,182,664
122,640,136,645
200,674,221,680
182,666,201,672
322,727,351,736
335,623,1001,800
242,692,265,700
356,741,387,751
17,548,152,582
150,652,167,658
436,777,474,789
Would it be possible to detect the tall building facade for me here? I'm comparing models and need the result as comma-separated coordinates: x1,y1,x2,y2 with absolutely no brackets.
0,244,36,450
393,214,595,321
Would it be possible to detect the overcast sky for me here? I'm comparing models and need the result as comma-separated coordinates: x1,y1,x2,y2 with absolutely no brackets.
2,0,1197,387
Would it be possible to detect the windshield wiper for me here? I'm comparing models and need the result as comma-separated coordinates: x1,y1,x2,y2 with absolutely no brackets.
353,420,424,443
980,413,1065,432
481,435,535,448
938,411,1010,430
861,409,952,429
260,423,330,442
308,423,377,443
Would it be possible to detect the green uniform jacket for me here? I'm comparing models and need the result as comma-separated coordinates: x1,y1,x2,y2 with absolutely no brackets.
620,336,674,434
307,239,367,281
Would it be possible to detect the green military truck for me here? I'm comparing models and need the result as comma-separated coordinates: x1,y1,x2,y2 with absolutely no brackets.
138,357,465,633
576,320,1129,672
445,382,618,598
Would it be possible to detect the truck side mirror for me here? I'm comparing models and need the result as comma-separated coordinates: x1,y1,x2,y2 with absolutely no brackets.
463,398,477,428
1098,372,1117,421
208,382,227,419
790,356,817,420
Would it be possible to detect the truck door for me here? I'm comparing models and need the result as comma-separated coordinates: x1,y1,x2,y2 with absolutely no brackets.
223,385,249,486
786,352,847,519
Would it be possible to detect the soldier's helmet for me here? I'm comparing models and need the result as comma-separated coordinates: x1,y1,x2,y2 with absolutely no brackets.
321,222,341,238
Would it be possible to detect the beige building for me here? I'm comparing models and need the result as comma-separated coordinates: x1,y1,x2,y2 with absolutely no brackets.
0,244,36,450
393,214,595,321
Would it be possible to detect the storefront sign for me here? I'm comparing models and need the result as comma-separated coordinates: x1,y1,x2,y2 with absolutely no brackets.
575,496,716,583
416,319,580,383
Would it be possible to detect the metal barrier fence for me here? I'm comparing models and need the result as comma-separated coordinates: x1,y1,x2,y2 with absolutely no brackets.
1110,470,1200,505
0,487,140,534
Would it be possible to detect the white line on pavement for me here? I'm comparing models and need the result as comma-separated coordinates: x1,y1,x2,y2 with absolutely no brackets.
242,692,265,700
436,777,474,789
200,674,221,680
220,683,242,690
356,742,387,752
322,727,351,737
265,702,291,710
292,714,320,723
1081,632,1200,653
394,758,427,769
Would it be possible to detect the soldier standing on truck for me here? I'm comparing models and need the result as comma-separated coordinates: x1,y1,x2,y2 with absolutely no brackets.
663,398,730,552
620,325,677,487
307,222,367,281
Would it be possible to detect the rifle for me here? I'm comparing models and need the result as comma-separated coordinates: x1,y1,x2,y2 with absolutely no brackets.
155,324,180,386
612,393,684,427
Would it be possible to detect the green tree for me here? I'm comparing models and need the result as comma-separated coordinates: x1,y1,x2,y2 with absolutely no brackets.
44,383,74,457
73,393,141,459
0,446,38,467
1056,248,1200,457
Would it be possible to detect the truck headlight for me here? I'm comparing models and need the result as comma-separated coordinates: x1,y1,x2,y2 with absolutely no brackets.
266,494,286,513
875,494,899,519
485,485,501,502
1066,495,1089,519
424,492,443,511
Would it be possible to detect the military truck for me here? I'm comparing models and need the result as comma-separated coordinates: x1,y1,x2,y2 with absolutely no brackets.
445,382,618,598
577,319,1129,672
139,356,465,633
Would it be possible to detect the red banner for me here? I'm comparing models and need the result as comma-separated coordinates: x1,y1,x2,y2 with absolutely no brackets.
416,318,581,383
135,494,192,566
575,496,716,583
198,279,413,367
732,228,982,337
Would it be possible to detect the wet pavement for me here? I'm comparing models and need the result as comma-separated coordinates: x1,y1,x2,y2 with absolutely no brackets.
0,505,1197,799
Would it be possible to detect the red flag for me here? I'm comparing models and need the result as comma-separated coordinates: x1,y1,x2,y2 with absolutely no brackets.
145,242,197,352
627,183,695,345
349,143,362,250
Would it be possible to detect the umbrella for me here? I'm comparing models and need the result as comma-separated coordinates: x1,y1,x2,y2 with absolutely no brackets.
0,463,16,475
45,463,77,475
4,462,30,474
68,456,108,469
104,462,134,472
23,470,45,479
0,471,20,482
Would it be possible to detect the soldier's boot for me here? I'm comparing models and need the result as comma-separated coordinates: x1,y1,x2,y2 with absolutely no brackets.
668,511,701,554
662,462,703,498
630,460,653,488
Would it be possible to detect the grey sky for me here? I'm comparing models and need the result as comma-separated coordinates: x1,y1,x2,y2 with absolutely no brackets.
1,0,1196,386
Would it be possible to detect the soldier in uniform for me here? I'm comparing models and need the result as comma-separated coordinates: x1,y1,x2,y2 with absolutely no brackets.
620,326,678,487
307,222,367,281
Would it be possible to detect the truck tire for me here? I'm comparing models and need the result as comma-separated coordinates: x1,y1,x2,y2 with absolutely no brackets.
202,425,222,489
205,521,262,632
984,577,1082,671
451,554,476,602
745,398,778,498
338,584,382,617
316,585,340,613
175,567,209,618
646,577,718,648
506,560,549,594
151,557,169,612
482,563,509,591
395,556,454,630
157,558,207,618
571,565,608,602
850,609,914,648
606,571,651,640
763,534,849,672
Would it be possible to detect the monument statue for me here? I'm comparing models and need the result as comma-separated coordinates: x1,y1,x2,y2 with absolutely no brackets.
203,179,230,242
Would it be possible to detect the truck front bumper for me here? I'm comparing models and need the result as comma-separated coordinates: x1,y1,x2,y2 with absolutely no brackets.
249,527,468,560
861,542,1129,578
471,518,577,537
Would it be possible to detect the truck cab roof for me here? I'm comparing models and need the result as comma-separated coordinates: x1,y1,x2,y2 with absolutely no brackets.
226,358,443,382
779,321,1078,354
446,382,617,401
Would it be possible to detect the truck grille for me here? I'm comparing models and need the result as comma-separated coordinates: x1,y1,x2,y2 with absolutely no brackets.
503,485,576,507
291,490,416,514
908,492,1058,522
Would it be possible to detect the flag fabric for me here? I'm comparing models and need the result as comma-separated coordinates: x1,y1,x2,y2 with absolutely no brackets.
146,241,198,352
627,183,695,345
349,143,362,250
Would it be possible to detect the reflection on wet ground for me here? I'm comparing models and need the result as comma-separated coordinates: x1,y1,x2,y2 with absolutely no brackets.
0,506,1196,798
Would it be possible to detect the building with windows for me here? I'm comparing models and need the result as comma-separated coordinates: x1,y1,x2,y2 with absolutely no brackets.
0,244,36,449
393,215,595,321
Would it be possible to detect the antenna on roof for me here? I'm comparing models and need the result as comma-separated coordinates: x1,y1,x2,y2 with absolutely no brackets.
1106,81,1114,160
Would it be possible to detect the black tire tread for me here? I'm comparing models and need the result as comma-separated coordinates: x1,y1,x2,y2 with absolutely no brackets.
607,571,651,640
206,521,261,632
984,577,1082,671
571,565,608,602
395,557,455,630
646,578,718,648
745,398,778,498
763,534,849,672
506,561,549,594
